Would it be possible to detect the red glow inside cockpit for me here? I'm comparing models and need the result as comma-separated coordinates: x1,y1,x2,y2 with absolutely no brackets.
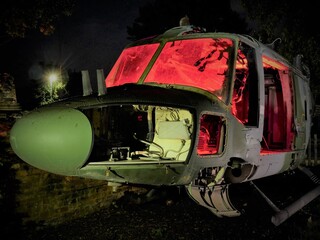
262,55,288,70
197,114,224,155
145,38,233,101
105,43,159,88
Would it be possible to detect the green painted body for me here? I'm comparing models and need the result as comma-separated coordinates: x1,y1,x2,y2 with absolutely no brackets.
10,107,93,175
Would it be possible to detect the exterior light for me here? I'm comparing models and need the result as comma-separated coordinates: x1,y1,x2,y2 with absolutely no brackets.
48,73,58,84
46,71,59,100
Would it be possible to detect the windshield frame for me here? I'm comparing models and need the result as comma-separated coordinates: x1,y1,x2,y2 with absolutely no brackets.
105,36,237,104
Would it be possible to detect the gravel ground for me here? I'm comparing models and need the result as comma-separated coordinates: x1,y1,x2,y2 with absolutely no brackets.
15,186,320,240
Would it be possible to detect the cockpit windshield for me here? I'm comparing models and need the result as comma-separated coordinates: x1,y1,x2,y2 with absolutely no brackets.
145,38,233,102
105,38,235,102
105,43,160,87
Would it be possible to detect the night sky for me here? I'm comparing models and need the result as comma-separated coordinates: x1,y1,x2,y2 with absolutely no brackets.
2,0,244,75
28,0,155,76
0,0,244,107
1,1,154,77
0,0,155,106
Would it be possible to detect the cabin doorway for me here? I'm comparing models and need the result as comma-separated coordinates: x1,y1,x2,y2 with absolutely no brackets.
262,56,294,151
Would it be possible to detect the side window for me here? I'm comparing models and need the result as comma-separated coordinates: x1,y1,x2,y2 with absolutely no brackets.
232,43,259,126
197,114,225,155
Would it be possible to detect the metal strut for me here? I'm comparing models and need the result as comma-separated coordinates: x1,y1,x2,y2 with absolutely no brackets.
251,167,320,226
271,185,320,226
271,166,320,226
250,181,280,213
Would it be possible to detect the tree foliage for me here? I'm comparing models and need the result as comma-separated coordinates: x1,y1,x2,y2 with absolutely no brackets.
32,63,69,105
127,0,248,41
0,0,75,38
127,0,320,100
241,0,320,95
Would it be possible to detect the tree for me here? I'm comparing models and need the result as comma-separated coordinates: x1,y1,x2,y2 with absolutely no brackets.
30,62,69,105
241,0,320,101
0,0,75,109
127,0,248,41
0,0,75,38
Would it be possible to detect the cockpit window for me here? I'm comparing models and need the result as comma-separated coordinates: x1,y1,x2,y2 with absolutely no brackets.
144,38,234,102
105,43,159,87
105,38,234,103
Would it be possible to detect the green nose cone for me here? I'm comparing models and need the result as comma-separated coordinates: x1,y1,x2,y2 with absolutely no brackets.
10,107,93,175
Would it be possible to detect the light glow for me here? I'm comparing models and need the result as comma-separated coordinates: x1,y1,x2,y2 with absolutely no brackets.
105,38,234,103
197,114,223,155
48,73,58,84
262,55,288,71
105,43,159,88
145,38,233,102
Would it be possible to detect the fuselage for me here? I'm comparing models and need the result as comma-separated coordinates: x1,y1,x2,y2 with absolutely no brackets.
10,25,313,216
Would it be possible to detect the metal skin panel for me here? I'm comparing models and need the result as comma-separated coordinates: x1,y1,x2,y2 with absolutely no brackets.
10,107,93,175
79,164,191,186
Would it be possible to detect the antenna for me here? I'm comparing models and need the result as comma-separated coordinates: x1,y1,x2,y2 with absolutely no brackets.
96,69,106,95
81,70,93,96
179,15,190,26
266,38,282,50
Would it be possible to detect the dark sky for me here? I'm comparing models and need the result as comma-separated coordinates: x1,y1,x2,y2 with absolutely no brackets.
22,0,244,76
63,0,242,70
0,0,157,107
0,0,155,84
33,0,155,75
0,0,244,107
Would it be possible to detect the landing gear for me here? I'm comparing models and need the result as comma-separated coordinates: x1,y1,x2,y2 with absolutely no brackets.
270,167,320,226
252,166,320,226
186,166,320,225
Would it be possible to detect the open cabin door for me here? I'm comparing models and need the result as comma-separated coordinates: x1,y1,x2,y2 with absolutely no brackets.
261,56,295,152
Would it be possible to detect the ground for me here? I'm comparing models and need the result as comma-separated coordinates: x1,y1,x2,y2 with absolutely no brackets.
16,186,320,240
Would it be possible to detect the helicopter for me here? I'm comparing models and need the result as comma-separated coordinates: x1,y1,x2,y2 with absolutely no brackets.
9,23,316,226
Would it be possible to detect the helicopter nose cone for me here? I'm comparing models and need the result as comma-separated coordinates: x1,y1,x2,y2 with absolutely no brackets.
10,107,93,175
